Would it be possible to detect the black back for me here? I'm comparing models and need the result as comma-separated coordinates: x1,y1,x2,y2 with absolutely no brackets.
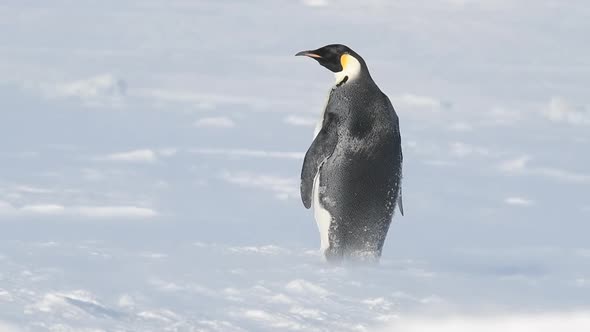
301,69,403,262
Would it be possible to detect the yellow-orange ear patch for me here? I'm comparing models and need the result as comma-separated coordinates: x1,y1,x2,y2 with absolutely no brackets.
334,53,360,84
340,54,351,69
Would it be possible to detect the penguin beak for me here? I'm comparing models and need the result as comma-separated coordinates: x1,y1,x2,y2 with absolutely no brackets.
295,50,322,58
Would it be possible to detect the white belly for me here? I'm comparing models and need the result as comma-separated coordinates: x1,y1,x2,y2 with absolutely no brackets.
312,171,332,254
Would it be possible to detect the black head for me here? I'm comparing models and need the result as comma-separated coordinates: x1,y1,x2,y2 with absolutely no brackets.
295,44,363,73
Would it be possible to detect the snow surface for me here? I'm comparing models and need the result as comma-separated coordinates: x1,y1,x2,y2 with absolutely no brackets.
1,0,590,331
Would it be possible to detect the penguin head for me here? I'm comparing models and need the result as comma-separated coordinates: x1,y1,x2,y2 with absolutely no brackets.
295,44,366,85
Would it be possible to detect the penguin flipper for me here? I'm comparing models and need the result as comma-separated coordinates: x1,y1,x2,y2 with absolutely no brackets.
397,189,404,216
300,113,339,209
397,141,404,216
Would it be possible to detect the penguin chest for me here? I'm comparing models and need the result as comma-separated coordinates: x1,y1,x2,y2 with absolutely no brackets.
312,169,332,254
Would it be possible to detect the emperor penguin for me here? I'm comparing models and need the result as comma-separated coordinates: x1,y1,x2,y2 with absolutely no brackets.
295,44,404,262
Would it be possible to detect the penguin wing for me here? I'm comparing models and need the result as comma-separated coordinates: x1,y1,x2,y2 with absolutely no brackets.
397,185,404,216
385,94,404,217
300,112,339,209
398,146,404,216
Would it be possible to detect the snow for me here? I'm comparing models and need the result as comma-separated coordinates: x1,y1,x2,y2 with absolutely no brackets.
504,197,534,207
283,115,317,127
1,0,589,331
194,116,237,129
49,74,126,100
100,149,158,163
1,240,589,331
0,203,157,219
383,311,590,332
